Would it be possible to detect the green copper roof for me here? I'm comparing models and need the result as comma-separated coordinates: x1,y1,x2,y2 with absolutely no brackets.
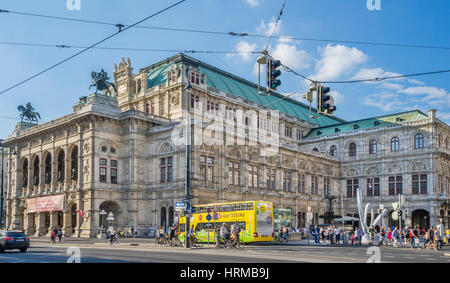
145,53,345,127
147,63,173,89
305,110,428,138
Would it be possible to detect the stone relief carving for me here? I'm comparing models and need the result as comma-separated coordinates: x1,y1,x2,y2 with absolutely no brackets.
367,166,379,175
160,142,174,154
388,164,401,173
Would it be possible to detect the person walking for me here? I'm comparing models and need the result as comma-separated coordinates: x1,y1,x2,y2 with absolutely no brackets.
368,226,375,246
50,227,56,244
392,227,399,248
387,227,392,245
231,221,241,245
57,227,63,243
380,226,386,246
436,219,444,251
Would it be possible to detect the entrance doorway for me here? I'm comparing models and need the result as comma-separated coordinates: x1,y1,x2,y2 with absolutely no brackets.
412,209,429,229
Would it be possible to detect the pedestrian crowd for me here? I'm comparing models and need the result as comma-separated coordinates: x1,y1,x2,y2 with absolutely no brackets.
49,226,63,244
308,223,450,251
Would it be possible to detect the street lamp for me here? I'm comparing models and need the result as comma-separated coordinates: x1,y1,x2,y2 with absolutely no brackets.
99,209,107,238
184,70,193,249
0,140,4,227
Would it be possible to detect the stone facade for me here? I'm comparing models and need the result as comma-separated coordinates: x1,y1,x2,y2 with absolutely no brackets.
2,54,449,237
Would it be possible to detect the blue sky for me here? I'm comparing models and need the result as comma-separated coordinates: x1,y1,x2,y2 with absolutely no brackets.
1,0,449,139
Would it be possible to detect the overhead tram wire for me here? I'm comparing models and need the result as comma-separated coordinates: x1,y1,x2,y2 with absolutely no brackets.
263,0,286,52
2,9,450,51
0,0,187,96
0,41,261,54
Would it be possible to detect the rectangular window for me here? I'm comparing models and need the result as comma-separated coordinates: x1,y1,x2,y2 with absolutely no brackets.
160,157,173,183
228,161,240,186
311,176,319,195
298,174,305,193
419,174,427,194
100,167,107,183
200,155,214,182
111,168,117,184
389,176,402,195
110,160,118,184
346,179,359,198
248,165,258,188
367,178,380,197
283,171,292,192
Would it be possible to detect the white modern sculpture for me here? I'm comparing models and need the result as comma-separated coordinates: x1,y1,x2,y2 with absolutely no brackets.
356,188,387,245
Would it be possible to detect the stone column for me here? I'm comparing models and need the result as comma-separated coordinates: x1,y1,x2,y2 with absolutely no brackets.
63,210,72,237
35,212,44,236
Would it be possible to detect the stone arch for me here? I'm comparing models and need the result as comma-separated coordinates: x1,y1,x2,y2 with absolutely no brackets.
366,166,379,175
20,157,29,192
68,145,78,181
410,161,427,172
347,168,358,177
283,157,294,168
229,147,241,159
42,151,52,185
55,149,65,183
31,154,40,187
411,209,430,229
297,160,308,171
99,201,121,229
159,142,174,154
387,163,402,173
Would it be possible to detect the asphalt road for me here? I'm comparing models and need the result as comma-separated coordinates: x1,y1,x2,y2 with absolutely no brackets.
1,243,449,263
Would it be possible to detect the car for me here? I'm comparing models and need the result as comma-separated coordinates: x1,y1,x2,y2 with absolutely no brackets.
0,230,30,253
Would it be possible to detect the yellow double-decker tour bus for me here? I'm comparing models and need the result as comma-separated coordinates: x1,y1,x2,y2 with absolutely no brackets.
178,201,274,243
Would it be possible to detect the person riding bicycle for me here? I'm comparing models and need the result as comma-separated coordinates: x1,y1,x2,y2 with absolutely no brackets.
169,224,177,241
189,224,196,247
231,221,241,244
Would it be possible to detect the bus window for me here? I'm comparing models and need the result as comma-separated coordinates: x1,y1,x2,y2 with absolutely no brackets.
247,203,254,210
221,205,232,212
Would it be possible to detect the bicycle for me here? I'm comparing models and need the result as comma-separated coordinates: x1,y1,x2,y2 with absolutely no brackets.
190,235,204,249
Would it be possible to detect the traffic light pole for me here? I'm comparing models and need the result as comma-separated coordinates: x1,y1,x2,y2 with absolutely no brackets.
0,142,4,228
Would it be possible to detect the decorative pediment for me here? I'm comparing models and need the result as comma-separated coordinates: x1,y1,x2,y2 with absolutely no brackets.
411,161,426,172
160,142,174,154
229,147,241,158
347,168,358,177
367,166,379,175
388,164,402,173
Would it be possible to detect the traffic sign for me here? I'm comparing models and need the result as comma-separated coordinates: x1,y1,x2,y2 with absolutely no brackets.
186,205,193,214
206,214,212,221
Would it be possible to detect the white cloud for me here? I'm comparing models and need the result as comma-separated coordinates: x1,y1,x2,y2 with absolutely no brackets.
227,41,257,62
244,0,260,7
312,44,368,81
361,92,408,112
270,43,311,70
398,86,448,100
256,18,281,36
330,90,344,105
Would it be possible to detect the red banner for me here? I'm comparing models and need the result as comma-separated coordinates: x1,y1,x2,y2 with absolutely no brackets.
27,195,65,213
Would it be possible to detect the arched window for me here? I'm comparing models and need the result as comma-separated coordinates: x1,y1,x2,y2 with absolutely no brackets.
415,133,424,149
57,150,65,182
44,154,52,184
369,140,377,154
329,145,337,156
391,137,400,152
312,148,319,152
349,143,356,157
70,146,78,181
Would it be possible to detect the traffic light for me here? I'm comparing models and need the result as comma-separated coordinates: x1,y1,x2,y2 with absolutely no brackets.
302,83,317,102
267,58,282,92
317,85,337,116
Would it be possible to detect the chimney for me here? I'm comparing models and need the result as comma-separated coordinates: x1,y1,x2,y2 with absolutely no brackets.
428,109,437,120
